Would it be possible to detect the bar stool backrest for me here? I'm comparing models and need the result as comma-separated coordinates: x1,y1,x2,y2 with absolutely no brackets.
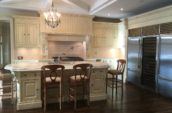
73,63,93,81
117,59,126,74
41,65,65,84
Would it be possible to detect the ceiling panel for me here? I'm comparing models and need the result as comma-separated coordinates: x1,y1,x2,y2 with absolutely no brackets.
0,0,171,18
94,0,172,18
54,0,89,14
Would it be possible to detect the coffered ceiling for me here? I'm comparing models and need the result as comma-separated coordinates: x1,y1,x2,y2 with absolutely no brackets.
0,0,172,18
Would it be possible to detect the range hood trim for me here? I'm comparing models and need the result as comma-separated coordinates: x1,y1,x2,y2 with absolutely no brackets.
46,34,87,42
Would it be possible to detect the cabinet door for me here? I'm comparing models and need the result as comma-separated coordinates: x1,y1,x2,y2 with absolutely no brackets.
93,22,117,48
91,69,106,94
40,14,92,35
21,78,40,102
27,23,39,47
15,23,26,47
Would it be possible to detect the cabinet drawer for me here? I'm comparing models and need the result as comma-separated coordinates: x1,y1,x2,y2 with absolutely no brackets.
92,69,107,78
21,72,40,79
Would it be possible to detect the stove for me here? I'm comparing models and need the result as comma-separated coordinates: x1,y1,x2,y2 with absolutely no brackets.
53,56,84,63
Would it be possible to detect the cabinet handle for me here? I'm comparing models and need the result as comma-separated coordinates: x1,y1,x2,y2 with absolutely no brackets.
36,89,39,94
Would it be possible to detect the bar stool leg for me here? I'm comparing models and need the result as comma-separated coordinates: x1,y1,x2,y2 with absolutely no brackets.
115,75,118,98
59,83,62,110
44,88,46,112
112,75,114,103
121,75,124,100
74,86,77,109
106,73,108,93
87,84,90,106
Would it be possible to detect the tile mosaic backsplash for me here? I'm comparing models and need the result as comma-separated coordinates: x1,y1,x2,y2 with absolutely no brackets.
48,41,86,59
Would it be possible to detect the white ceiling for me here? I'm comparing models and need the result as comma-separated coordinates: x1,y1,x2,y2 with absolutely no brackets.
0,0,172,18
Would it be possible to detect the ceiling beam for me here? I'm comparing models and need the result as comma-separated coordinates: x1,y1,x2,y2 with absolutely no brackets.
90,0,117,15
62,0,89,11
93,16,121,23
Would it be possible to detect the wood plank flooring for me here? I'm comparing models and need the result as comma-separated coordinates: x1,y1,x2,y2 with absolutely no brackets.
1,83,172,113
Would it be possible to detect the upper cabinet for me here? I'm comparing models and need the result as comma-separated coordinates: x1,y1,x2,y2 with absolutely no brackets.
93,22,118,48
40,14,92,36
14,16,40,48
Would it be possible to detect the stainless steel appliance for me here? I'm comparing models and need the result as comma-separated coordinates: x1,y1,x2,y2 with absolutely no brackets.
158,22,172,97
141,36,159,91
127,28,142,86
0,21,11,70
127,25,159,91
128,22,172,96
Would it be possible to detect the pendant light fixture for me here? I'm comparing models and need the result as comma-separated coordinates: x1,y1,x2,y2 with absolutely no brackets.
43,2,61,28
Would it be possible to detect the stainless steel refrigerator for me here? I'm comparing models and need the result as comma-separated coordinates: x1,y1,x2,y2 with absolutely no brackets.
127,36,142,86
158,34,172,97
0,21,11,69
127,26,159,91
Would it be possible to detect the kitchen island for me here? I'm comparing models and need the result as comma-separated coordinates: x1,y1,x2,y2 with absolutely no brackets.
5,61,108,110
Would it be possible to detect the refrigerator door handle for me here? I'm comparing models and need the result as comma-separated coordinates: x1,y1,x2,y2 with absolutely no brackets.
138,38,141,68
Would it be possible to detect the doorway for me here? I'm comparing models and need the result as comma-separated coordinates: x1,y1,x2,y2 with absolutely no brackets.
0,21,11,70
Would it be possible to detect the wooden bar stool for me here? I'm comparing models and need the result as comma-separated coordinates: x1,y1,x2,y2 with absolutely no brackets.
41,65,65,112
69,63,93,109
0,72,16,102
106,59,126,102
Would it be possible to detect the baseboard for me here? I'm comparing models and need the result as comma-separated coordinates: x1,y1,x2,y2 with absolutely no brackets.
90,94,107,101
17,100,42,110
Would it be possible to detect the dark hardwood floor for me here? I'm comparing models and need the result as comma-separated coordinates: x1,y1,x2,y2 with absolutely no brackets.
1,83,172,113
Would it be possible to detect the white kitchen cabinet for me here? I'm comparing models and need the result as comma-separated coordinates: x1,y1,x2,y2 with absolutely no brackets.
15,71,41,110
93,22,118,48
14,16,40,48
40,14,92,36
90,68,107,101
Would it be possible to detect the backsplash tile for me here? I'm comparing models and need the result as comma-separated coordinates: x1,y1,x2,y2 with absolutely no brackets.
48,41,86,59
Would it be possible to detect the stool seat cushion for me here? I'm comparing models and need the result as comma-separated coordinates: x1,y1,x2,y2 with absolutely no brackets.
108,69,122,75
70,75,88,81
45,77,61,83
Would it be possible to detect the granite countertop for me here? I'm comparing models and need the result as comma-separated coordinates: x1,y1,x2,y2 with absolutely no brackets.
5,61,109,72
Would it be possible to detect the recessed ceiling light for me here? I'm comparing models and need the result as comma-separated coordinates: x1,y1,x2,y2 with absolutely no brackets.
108,13,110,16
120,8,124,11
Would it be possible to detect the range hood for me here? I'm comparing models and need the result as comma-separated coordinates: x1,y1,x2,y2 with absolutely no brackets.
46,34,87,42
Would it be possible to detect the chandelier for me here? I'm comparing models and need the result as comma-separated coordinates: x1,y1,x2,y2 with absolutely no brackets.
43,2,61,28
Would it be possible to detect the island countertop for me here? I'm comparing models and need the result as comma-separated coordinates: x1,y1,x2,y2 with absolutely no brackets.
5,60,108,110
5,61,109,72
